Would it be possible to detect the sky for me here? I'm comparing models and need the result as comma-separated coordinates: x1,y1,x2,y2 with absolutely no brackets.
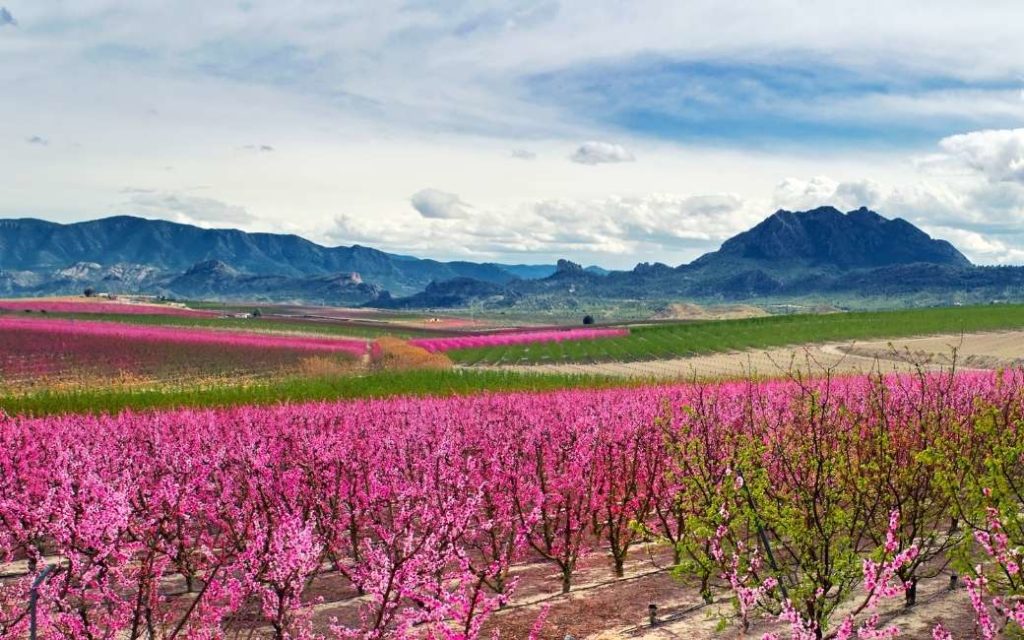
2,2,1024,269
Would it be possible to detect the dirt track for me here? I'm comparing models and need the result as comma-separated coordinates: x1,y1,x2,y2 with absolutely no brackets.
478,331,1024,380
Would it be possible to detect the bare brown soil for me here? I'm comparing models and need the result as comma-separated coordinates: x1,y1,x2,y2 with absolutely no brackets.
0,534,983,639
651,304,769,322
484,331,1024,381
839,331,1024,371
485,344,930,380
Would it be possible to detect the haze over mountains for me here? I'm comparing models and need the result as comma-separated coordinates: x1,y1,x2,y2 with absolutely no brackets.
1,207,1022,308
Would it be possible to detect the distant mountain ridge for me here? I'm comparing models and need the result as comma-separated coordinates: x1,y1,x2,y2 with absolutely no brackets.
378,207,1024,309
0,216,561,299
2,208,1022,307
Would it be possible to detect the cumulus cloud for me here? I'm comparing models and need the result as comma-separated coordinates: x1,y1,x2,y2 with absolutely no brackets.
510,148,537,160
0,7,15,27
409,188,473,219
123,191,257,226
11,3,1024,273
26,135,49,146
937,129,1024,184
919,226,1024,264
570,141,636,165
772,177,883,212
331,192,759,267
773,176,971,229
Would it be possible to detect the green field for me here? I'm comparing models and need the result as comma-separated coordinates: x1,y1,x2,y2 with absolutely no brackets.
449,304,1024,365
0,369,627,417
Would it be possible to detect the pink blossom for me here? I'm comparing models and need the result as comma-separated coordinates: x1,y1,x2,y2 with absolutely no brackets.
0,299,217,317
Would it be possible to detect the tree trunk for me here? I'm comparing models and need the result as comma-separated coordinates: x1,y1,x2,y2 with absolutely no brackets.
700,571,713,604
905,577,918,607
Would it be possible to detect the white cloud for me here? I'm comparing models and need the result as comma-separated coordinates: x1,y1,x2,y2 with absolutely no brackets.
919,226,1024,264
409,188,473,219
122,191,257,226
4,3,1024,269
937,129,1024,184
331,191,759,267
570,141,635,165
772,177,883,212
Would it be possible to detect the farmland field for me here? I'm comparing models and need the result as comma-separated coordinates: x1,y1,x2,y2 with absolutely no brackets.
1,309,440,340
843,330,1024,369
13,4,1024,638
488,342,923,379
4,300,1024,639
409,327,630,352
0,369,623,416
0,298,218,317
488,330,1024,379
2,371,1023,639
447,304,1024,366
0,316,367,393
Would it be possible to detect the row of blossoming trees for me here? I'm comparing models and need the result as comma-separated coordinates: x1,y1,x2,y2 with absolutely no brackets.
2,369,1024,639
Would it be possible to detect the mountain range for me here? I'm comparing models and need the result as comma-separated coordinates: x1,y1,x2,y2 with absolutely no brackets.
1,208,1023,308
377,207,1024,309
0,216,574,303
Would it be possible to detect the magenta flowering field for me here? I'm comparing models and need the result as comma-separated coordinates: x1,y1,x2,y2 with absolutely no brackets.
409,327,629,353
0,316,367,355
2,371,1023,638
0,316,366,385
0,299,217,317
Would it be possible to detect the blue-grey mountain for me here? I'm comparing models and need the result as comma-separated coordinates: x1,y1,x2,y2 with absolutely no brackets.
379,207,1023,308
0,216,557,301
2,208,1022,307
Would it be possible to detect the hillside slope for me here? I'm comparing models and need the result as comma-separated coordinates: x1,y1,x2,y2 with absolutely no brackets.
0,216,552,296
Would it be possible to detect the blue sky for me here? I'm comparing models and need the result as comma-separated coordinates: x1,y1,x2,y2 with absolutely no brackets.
529,59,1024,148
2,1,1024,268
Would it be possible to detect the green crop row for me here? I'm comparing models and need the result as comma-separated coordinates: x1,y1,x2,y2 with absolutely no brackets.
448,303,1024,366
0,369,633,417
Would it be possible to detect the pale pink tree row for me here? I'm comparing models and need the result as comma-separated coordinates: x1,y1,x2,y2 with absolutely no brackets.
408,327,629,353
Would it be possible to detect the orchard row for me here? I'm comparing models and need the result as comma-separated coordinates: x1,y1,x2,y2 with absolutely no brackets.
2,371,1024,638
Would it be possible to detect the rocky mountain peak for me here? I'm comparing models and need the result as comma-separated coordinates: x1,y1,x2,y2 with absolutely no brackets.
693,206,971,271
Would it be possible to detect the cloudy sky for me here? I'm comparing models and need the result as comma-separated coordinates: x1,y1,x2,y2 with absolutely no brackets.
3,1,1024,268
